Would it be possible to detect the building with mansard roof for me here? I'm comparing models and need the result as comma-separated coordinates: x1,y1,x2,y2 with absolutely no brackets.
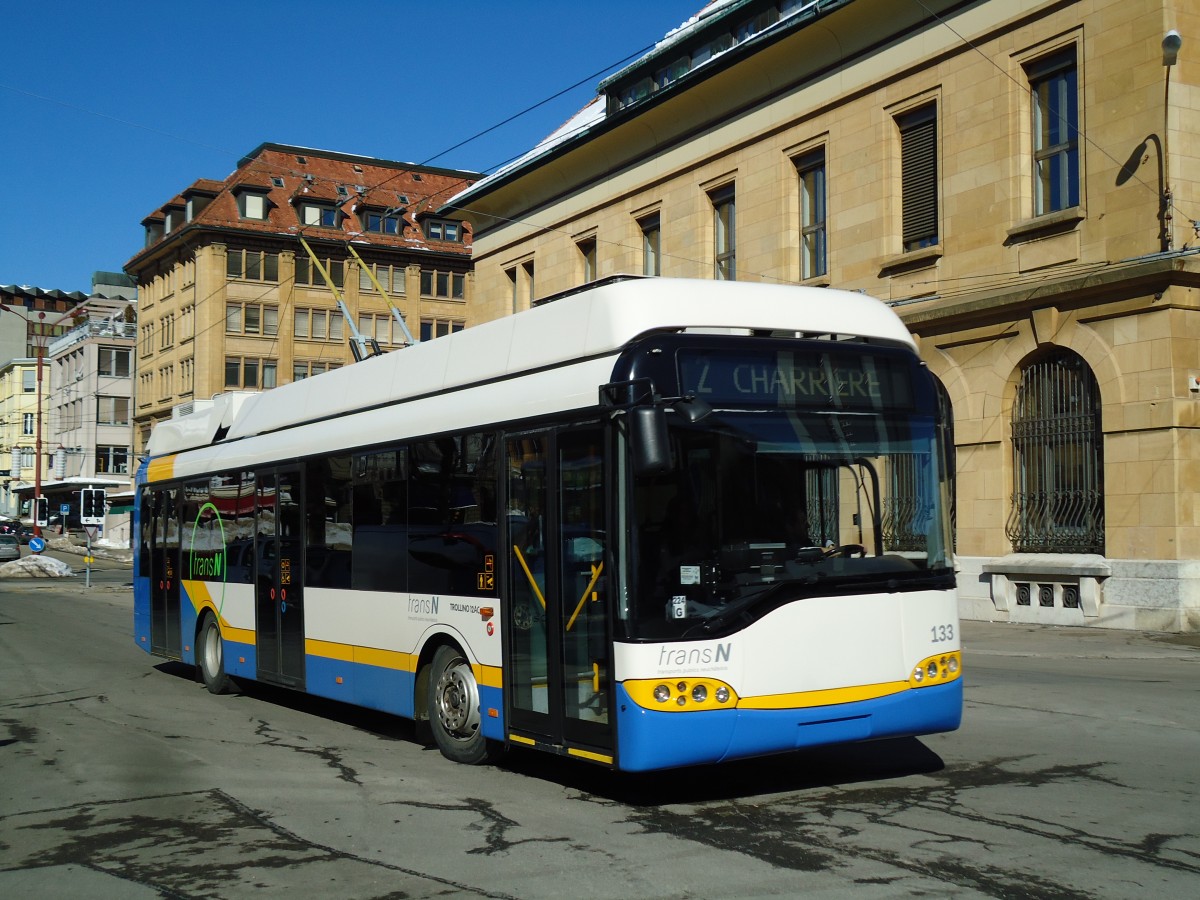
125,143,479,456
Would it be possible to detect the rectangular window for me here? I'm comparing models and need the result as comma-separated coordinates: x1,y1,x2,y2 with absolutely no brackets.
224,357,276,389
419,319,464,341
226,249,279,282
898,105,938,251
23,412,33,435
365,210,402,234
1029,48,1080,215
96,446,130,475
796,150,827,279
295,256,344,288
226,302,278,336
22,370,35,392
360,314,394,346
640,214,661,276
359,262,406,294
420,270,466,299
97,396,130,425
424,219,462,242
301,203,340,228
578,237,597,283
710,185,736,280
98,346,132,377
240,192,267,220
293,360,339,380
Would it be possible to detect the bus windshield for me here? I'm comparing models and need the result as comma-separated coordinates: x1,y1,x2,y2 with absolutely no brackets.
626,407,953,640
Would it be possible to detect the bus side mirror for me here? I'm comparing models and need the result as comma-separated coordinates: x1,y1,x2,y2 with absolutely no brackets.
630,406,671,476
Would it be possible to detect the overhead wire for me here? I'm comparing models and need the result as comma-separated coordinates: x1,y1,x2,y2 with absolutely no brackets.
9,2,1189,398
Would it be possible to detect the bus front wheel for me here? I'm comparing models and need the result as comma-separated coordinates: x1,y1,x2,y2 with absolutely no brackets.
427,645,496,764
198,613,232,695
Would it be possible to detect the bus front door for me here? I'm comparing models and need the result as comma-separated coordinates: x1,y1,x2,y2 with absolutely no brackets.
505,429,612,759
254,469,305,688
149,486,183,659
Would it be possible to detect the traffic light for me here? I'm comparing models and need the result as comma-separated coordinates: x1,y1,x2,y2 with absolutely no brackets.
34,496,48,527
81,488,106,525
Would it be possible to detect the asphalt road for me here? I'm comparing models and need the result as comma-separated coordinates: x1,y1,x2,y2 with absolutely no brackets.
1,557,1197,898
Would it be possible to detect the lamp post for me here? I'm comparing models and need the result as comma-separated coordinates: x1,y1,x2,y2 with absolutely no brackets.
1162,29,1182,251
32,311,47,538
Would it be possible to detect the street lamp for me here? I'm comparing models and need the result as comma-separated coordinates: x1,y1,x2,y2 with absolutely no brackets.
31,311,48,538
1162,29,1182,250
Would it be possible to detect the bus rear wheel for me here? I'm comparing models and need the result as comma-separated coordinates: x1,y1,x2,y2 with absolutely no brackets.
427,645,496,764
198,613,231,695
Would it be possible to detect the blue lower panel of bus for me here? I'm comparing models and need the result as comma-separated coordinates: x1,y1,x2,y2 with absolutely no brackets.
306,654,417,719
614,680,963,772
303,654,505,739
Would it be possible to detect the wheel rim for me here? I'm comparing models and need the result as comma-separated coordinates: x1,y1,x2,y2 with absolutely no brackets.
203,621,222,679
434,658,480,742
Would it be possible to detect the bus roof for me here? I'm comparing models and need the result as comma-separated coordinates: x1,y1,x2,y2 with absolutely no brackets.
147,277,915,457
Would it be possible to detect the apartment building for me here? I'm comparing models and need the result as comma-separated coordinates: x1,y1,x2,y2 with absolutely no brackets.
44,276,138,542
0,285,85,520
445,0,1200,631
125,143,479,454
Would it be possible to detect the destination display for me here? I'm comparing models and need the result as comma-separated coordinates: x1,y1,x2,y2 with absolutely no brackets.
677,349,914,409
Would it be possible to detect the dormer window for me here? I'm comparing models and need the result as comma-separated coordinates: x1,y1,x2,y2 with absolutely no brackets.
185,194,212,220
364,208,404,235
163,206,185,234
234,188,271,221
299,202,341,228
145,221,164,246
424,218,462,242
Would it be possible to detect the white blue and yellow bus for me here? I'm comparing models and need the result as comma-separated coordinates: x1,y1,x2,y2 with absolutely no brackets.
134,276,961,771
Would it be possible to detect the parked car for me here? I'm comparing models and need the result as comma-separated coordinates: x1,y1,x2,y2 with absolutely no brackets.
0,534,20,562
18,525,33,545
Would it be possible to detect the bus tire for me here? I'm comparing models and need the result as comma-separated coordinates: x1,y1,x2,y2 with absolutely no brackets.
198,613,232,695
427,645,495,764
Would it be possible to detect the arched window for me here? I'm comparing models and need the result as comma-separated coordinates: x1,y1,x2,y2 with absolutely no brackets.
1006,349,1104,553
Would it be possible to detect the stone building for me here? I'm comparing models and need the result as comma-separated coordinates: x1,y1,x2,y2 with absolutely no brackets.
0,285,86,520
125,143,479,455
445,0,1200,631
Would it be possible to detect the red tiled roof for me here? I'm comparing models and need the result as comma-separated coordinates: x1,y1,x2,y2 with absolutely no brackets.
128,144,479,270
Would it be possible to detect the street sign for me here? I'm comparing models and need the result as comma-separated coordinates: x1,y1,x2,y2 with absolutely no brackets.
28,536,45,554
60,503,70,515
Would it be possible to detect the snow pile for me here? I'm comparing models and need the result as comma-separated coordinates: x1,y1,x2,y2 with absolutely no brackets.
0,555,74,578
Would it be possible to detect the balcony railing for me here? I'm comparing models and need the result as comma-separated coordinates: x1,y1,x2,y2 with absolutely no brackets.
48,320,137,356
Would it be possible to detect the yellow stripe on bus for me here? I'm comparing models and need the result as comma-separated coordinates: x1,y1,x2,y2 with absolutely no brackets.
567,747,614,764
183,580,255,644
146,455,176,483
737,680,909,709
306,639,415,672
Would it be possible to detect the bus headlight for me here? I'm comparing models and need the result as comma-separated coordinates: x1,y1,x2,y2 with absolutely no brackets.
624,678,739,710
909,650,962,687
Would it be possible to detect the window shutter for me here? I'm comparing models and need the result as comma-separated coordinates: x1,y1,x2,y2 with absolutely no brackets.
900,106,938,250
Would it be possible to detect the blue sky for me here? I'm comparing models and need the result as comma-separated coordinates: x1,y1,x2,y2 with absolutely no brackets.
0,1,701,293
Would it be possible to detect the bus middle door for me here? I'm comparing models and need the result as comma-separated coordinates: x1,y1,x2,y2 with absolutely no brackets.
505,428,612,760
149,486,183,659
254,469,306,688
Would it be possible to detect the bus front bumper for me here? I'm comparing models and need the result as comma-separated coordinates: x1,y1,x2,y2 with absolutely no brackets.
613,679,962,772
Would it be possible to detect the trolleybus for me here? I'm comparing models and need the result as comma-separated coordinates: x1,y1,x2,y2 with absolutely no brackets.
134,276,961,771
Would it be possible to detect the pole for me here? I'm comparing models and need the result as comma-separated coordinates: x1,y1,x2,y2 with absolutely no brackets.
1163,66,1172,251
33,312,45,538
